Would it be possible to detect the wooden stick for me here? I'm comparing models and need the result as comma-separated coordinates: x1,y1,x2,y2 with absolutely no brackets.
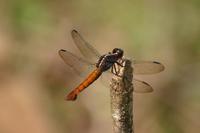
110,59,134,133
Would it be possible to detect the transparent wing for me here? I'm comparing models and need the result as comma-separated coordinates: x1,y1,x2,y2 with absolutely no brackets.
100,71,154,93
100,71,113,88
133,79,153,93
132,60,165,74
71,30,101,63
58,49,95,77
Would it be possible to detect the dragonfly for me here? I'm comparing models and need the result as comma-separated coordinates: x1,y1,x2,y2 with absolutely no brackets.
59,30,165,101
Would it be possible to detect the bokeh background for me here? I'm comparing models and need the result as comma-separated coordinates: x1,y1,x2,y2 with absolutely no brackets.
0,0,200,133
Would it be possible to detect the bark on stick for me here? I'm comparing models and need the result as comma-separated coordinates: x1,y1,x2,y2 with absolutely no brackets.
110,59,134,133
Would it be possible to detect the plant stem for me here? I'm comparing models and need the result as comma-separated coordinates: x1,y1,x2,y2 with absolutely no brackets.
110,59,134,133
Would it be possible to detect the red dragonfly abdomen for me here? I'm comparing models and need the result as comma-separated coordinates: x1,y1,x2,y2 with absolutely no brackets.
66,68,102,101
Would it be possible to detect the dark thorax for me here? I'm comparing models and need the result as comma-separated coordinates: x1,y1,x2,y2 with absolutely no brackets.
96,48,124,72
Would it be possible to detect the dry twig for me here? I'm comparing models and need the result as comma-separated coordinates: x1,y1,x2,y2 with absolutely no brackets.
110,59,134,133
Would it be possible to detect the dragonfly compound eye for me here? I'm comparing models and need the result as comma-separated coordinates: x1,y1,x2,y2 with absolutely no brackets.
112,48,123,58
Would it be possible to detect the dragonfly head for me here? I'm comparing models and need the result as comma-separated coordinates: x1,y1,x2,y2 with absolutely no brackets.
112,48,123,58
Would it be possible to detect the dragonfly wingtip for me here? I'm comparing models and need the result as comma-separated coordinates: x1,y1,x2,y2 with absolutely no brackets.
71,29,78,33
153,61,161,64
153,61,165,72
58,49,66,56
59,49,66,52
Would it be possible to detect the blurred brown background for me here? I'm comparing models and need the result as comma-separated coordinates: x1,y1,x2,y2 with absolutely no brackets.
0,0,200,133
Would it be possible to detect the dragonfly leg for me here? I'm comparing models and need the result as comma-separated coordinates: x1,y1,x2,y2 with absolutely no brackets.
111,59,127,78
111,64,123,78
113,64,117,74
111,64,114,74
115,59,125,67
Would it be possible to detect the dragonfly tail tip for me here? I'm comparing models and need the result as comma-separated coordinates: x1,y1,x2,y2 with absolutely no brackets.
66,92,77,101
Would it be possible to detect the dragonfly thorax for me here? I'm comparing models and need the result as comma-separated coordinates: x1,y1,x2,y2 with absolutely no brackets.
96,49,123,72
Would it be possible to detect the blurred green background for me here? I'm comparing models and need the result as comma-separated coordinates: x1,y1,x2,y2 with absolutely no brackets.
0,0,200,133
